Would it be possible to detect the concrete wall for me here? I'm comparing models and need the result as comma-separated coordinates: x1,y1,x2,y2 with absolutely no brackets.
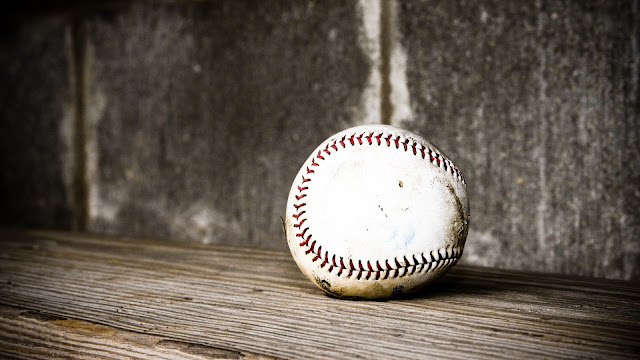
1,0,638,280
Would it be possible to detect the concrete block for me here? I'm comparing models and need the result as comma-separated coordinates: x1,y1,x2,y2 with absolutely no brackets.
0,18,77,230
395,0,639,279
86,1,370,249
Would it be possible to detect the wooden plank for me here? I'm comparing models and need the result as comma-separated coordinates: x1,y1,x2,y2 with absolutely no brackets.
0,229,638,359
0,305,271,359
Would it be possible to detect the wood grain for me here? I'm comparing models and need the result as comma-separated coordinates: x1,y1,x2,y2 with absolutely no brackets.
0,229,638,359
0,305,271,359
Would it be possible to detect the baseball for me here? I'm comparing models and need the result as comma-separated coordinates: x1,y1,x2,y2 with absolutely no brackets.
284,124,470,299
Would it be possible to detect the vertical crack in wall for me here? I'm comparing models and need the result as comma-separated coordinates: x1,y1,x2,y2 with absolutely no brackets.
379,0,393,125
357,0,382,125
387,1,413,125
71,18,89,231
358,0,410,126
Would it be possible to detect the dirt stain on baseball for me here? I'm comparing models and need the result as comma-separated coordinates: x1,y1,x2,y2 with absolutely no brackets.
378,204,388,217
445,184,470,247
318,279,348,299
320,279,331,290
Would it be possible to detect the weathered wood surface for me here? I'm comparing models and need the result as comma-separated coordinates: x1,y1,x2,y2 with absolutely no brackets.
0,305,270,360
0,230,638,359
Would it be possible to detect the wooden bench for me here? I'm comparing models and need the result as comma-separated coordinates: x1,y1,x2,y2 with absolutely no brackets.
0,229,638,359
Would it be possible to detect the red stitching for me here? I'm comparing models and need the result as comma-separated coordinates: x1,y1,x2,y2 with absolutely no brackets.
385,134,392,146
306,240,316,255
365,132,374,145
299,235,310,246
356,261,364,280
432,152,441,165
292,130,466,280
296,227,309,238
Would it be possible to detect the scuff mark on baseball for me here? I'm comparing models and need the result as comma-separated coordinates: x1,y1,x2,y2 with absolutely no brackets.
285,125,470,300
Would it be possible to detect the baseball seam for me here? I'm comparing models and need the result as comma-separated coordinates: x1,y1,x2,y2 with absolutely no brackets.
292,130,466,281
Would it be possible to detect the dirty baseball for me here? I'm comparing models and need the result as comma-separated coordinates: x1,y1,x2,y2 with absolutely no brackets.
284,124,470,299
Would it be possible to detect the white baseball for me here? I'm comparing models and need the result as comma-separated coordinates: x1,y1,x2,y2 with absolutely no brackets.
285,125,470,299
